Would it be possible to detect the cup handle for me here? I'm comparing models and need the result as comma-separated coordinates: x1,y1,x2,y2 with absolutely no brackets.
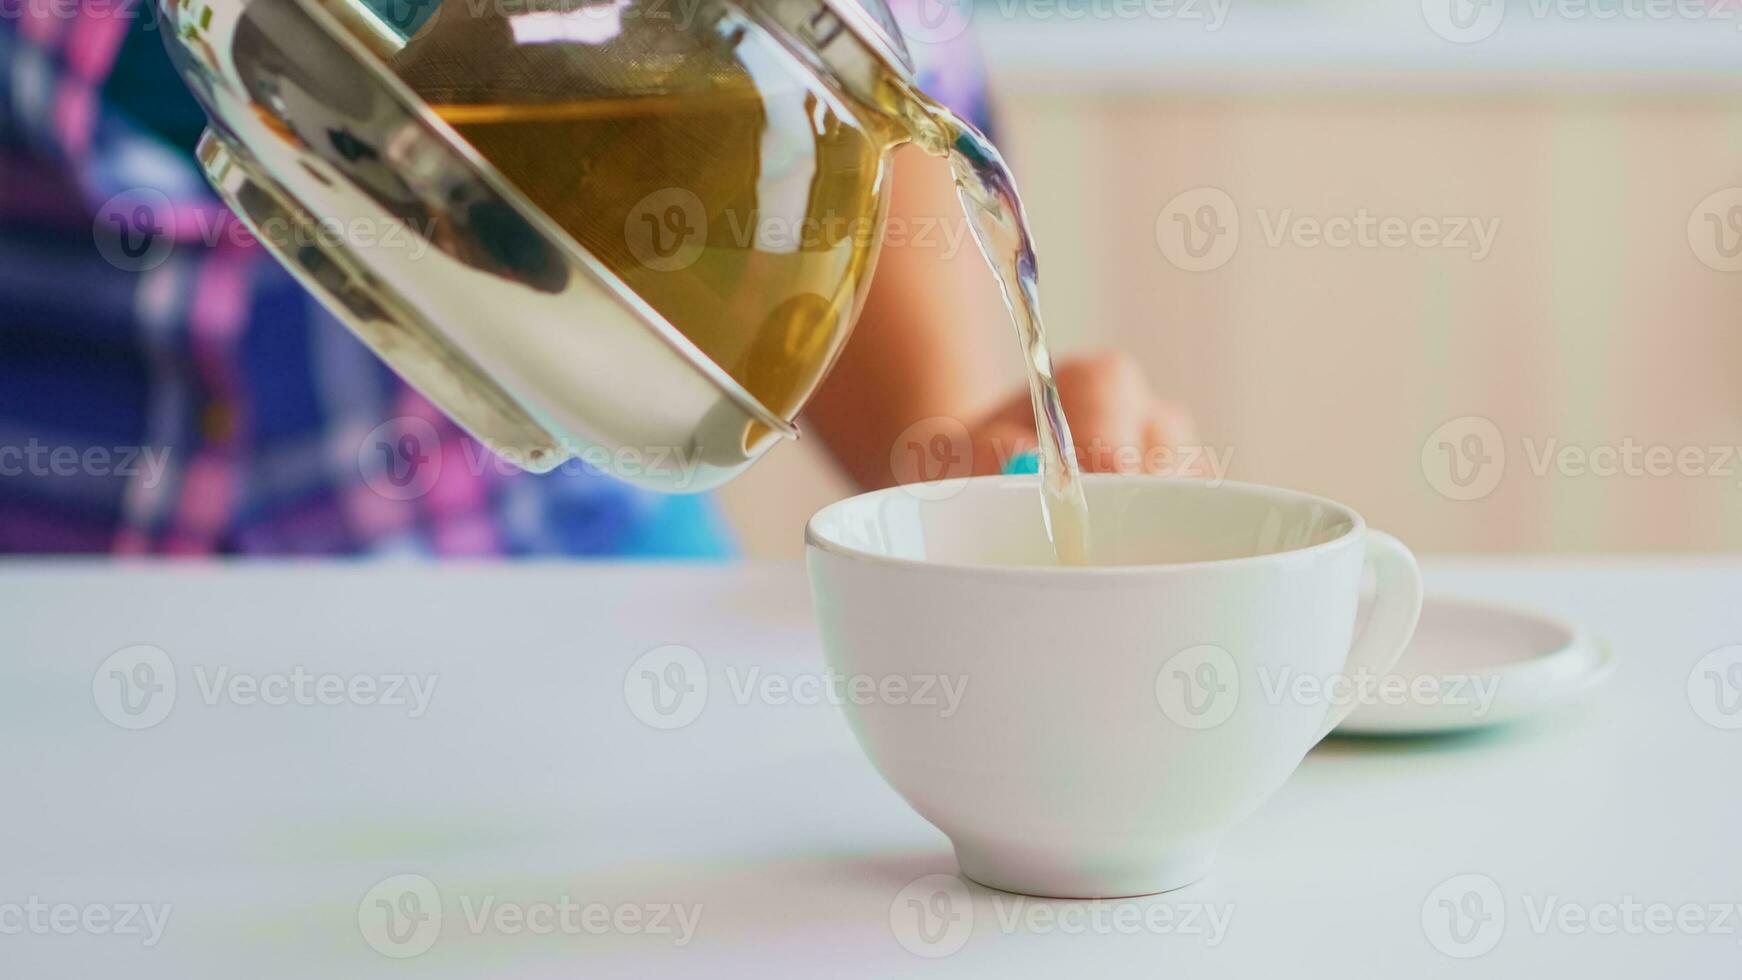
1316,530,1424,741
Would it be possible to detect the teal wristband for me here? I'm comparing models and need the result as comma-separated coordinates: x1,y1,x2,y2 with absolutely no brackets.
1003,449,1041,475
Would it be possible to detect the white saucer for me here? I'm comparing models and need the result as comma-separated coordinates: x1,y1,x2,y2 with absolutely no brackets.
1335,596,1615,736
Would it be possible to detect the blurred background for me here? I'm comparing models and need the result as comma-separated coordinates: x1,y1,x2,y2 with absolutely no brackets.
4,0,1741,558
724,0,1742,557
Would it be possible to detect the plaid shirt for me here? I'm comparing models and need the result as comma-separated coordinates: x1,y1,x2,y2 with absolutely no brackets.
0,2,989,555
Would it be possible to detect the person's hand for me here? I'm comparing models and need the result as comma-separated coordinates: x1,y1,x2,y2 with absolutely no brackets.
967,351,1201,477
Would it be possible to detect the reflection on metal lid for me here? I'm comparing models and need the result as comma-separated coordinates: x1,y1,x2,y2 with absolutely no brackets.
510,1,631,45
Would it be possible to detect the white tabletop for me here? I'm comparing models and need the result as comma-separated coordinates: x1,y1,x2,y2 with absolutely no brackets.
2,558,1738,978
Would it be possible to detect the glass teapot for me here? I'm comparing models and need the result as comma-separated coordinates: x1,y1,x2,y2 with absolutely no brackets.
160,0,923,490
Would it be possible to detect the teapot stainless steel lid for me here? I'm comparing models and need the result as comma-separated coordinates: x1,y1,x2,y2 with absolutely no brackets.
767,0,915,79
160,0,917,490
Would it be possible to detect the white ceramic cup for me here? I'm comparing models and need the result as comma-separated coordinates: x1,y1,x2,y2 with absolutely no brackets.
806,475,1422,898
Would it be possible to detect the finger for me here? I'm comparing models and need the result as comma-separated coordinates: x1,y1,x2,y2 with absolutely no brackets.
970,419,1037,476
1053,352,1150,473
1142,400,1203,476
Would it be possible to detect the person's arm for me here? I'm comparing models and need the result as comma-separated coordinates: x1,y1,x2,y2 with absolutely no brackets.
806,147,1198,490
